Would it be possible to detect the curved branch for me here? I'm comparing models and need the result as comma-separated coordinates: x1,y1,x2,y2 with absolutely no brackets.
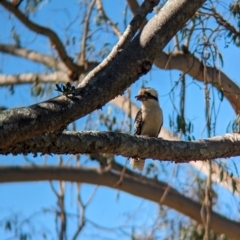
79,0,160,86
154,51,240,114
0,43,67,71
0,166,239,239
1,131,240,162
78,0,96,65
96,0,122,38
0,72,68,85
0,44,99,75
0,1,83,76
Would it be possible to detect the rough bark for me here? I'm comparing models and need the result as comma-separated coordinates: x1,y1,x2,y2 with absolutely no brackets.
2,131,240,162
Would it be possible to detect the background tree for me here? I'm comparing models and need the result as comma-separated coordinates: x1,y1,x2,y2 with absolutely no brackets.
0,0,240,239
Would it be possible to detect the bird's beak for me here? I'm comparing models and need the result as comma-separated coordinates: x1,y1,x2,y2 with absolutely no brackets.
135,94,148,101
135,95,143,101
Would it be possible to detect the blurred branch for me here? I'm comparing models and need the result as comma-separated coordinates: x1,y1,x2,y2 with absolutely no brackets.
1,131,240,163
0,165,239,239
0,72,68,85
0,44,99,77
0,44,67,71
96,0,122,37
127,0,148,31
154,50,240,114
78,0,96,65
0,0,83,78
211,8,240,37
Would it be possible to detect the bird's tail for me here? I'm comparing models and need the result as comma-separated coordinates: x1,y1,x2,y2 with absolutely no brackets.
129,158,145,171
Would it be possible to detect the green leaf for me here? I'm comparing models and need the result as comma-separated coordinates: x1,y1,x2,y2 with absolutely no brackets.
232,179,237,194
218,52,224,67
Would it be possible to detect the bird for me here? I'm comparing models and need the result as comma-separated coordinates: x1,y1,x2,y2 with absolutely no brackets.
130,87,163,171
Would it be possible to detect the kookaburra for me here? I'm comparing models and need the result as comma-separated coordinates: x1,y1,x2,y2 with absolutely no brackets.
130,87,163,170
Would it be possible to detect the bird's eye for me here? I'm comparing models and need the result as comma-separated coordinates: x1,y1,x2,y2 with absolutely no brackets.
145,92,152,98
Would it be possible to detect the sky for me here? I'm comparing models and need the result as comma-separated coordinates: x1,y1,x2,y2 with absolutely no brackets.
0,0,240,239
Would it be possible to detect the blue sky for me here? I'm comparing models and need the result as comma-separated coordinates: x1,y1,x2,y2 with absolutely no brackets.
0,0,240,239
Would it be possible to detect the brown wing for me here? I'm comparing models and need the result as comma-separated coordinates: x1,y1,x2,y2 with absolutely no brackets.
158,124,162,136
157,109,163,136
134,109,143,135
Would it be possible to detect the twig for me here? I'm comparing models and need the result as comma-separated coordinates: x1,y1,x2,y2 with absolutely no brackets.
78,0,96,65
96,0,122,38
79,0,160,86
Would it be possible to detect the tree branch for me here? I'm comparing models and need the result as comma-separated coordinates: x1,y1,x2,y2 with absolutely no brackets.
1,46,239,115
0,44,99,75
0,72,69,85
111,96,240,194
211,7,240,37
0,43,67,71
78,0,96,65
0,0,83,77
0,166,239,239
1,131,240,162
96,0,122,38
154,51,240,114
0,0,206,148
79,0,160,86
127,0,240,114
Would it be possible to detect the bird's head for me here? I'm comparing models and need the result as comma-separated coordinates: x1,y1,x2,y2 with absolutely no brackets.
135,87,159,102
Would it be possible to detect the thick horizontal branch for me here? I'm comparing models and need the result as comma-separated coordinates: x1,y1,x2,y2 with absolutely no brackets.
0,166,239,239
0,1,83,75
111,96,240,193
1,131,240,162
0,0,205,148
